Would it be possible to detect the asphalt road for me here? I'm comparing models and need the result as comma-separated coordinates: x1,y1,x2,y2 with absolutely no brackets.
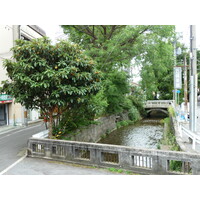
0,123,46,173
0,123,122,175
3,157,121,175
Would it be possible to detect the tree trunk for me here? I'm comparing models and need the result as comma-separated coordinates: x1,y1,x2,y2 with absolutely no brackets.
48,111,53,138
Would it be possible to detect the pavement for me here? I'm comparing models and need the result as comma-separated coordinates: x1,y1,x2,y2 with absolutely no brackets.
0,119,44,135
2,157,124,175
175,105,200,154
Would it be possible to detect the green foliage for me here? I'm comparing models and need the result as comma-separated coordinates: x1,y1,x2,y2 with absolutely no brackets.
168,106,175,117
161,117,181,151
62,25,175,73
62,25,175,114
128,86,145,113
128,106,141,122
108,168,124,173
160,117,170,124
137,26,175,100
156,143,161,149
104,70,130,114
87,89,108,118
1,37,102,137
52,100,101,139
116,120,134,129
2,38,102,109
169,160,182,172
62,25,150,72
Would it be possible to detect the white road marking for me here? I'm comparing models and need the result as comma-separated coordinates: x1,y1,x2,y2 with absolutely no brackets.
0,153,27,175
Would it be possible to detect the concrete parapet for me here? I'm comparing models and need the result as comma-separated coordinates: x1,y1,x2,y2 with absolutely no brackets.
27,137,200,175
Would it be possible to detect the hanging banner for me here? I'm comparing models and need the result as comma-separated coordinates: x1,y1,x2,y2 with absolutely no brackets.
174,67,182,89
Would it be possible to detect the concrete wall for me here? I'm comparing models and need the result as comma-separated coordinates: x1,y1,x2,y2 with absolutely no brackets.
70,115,117,143
69,112,130,143
27,137,200,175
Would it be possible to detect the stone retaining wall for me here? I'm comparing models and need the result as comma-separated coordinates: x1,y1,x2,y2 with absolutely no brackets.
70,112,129,143
71,115,117,143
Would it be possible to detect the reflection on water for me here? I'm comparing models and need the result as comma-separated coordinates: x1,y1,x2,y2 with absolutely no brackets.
98,118,164,149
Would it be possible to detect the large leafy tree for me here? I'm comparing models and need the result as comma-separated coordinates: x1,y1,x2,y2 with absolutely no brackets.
139,41,175,99
62,25,175,107
137,27,175,100
62,25,175,70
1,37,102,138
62,25,152,71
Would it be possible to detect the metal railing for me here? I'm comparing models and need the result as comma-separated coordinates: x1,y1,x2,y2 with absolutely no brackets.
179,123,200,150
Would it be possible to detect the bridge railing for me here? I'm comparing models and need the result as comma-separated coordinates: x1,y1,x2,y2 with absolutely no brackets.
27,137,200,174
145,100,175,108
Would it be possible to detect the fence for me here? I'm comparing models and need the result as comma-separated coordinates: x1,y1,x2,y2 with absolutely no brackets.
27,137,200,175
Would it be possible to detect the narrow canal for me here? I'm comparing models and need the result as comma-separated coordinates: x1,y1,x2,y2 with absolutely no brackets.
99,117,164,149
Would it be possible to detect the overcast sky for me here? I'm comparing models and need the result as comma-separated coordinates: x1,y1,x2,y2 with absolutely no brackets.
38,25,64,42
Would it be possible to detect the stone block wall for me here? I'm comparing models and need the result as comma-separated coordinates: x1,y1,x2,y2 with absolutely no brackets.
71,115,117,143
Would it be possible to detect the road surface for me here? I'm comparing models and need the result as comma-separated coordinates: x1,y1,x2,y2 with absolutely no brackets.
0,123,46,173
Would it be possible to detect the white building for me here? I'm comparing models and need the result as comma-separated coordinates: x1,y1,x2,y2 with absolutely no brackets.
0,25,46,126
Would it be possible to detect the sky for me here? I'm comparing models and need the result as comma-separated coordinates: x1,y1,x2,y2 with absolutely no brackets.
38,25,65,43
176,25,200,49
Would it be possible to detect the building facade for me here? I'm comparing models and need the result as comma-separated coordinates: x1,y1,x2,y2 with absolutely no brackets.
0,25,46,126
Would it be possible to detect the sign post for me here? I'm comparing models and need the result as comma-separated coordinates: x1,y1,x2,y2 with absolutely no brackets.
174,66,182,105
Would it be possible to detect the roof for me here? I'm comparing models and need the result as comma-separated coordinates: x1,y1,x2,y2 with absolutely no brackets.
28,25,46,36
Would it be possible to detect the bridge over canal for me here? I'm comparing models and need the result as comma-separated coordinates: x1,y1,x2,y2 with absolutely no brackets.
144,100,174,115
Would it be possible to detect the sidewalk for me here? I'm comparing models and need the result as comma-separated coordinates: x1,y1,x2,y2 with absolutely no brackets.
0,125,20,135
175,105,200,154
0,119,43,135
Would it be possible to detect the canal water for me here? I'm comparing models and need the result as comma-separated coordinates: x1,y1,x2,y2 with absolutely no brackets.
98,118,164,150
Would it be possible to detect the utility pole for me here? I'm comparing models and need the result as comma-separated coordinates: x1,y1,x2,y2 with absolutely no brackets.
173,42,177,105
189,25,197,132
184,55,188,113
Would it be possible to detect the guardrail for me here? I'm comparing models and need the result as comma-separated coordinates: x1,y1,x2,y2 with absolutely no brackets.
179,124,200,150
32,130,48,139
145,100,175,108
27,137,200,174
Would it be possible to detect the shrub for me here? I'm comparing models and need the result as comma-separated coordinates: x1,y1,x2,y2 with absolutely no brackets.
168,106,175,117
128,106,141,122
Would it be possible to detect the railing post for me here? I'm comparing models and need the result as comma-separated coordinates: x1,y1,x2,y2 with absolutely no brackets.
179,123,183,138
192,135,196,150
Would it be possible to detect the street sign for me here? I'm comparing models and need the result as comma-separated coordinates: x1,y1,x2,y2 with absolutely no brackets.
176,90,181,94
0,94,13,104
174,67,182,89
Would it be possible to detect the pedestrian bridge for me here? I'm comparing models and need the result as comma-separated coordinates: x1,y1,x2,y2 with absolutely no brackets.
144,100,175,115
